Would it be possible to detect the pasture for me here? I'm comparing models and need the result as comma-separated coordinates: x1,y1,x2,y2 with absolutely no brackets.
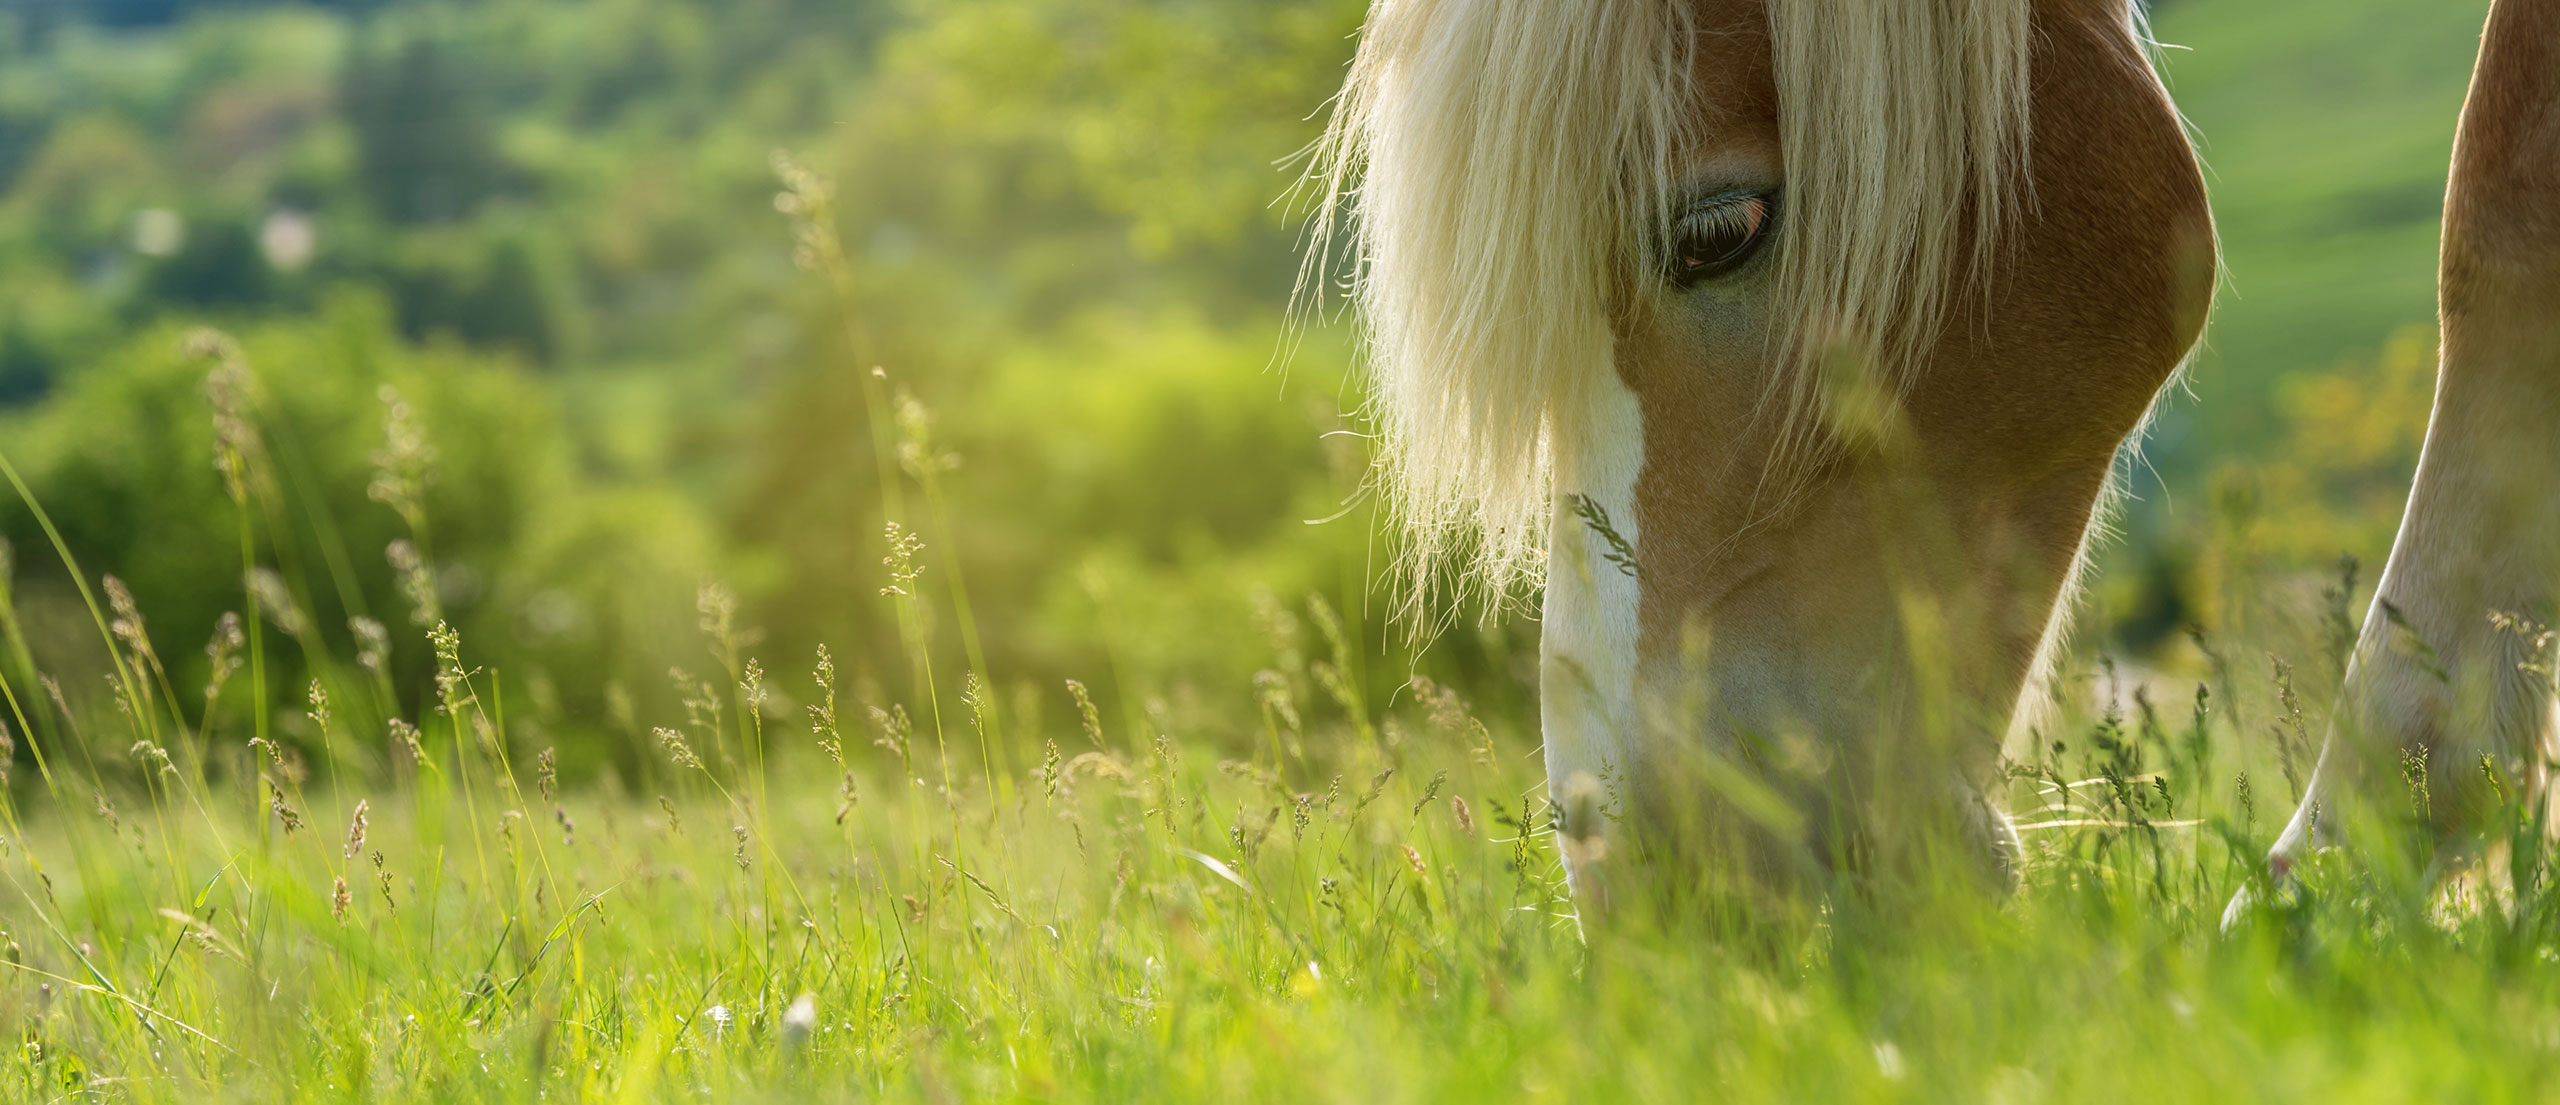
0,0,2546,1101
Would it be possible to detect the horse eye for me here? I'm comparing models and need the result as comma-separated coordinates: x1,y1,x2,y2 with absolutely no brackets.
1668,193,1775,286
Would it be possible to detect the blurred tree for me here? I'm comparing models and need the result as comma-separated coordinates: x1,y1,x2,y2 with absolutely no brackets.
138,215,272,309
339,34,510,224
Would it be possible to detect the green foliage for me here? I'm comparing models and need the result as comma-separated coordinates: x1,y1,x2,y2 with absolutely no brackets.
0,296,713,781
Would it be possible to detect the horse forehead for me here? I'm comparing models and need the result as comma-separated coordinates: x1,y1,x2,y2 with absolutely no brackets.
1686,0,1779,146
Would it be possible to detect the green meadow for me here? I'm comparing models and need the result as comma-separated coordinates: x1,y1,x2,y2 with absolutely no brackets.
0,0,2540,1100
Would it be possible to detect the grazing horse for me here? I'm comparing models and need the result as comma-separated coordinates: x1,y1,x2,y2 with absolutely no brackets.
1312,0,2560,912
1308,0,2215,903
2256,0,2560,907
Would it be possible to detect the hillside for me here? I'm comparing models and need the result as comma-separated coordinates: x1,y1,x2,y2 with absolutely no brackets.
2151,0,2485,452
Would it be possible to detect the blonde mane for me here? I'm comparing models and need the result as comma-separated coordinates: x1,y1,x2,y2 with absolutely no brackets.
1304,0,2034,616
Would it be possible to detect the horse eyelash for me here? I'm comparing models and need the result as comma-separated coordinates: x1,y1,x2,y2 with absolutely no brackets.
1680,195,1768,245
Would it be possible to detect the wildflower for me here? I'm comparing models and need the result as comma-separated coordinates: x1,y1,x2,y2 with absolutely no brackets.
702,1004,733,1042
781,993,818,1049
331,876,350,923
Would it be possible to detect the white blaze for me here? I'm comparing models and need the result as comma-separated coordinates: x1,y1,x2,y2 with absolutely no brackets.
1541,372,1646,858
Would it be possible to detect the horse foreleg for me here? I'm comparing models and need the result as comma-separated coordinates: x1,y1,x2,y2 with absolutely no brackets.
2239,0,2560,923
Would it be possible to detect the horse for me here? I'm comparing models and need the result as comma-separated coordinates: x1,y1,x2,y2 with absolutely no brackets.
1305,0,2560,912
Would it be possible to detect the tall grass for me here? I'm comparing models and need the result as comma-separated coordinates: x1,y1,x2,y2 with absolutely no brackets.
0,163,2550,1103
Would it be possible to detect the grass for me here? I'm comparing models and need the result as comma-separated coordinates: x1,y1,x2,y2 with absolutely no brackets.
2,555,2560,1102
6,410,2560,1102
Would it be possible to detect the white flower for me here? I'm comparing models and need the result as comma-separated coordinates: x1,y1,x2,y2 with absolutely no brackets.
782,993,817,1048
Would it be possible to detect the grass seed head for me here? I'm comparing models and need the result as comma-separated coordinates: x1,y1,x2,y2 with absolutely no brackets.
388,718,426,766
103,575,155,664
246,568,308,637
1066,679,1106,749
366,384,436,527
267,778,301,835
386,540,440,626
350,617,390,676
654,728,703,772
344,800,369,860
